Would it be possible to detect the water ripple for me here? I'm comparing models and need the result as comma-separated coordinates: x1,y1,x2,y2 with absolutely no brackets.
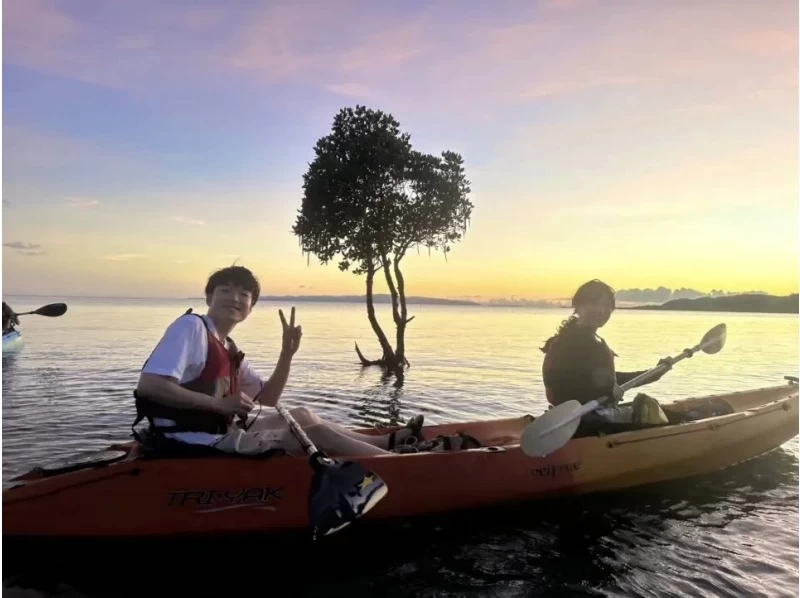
2,298,798,597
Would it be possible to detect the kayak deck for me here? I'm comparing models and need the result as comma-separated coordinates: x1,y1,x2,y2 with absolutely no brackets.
4,379,798,538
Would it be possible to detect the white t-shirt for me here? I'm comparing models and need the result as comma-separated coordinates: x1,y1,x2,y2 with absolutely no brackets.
142,313,265,445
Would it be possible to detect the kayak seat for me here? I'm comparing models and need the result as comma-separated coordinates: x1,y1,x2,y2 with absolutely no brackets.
133,427,287,461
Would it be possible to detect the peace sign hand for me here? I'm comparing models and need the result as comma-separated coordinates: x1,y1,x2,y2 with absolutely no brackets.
279,307,302,356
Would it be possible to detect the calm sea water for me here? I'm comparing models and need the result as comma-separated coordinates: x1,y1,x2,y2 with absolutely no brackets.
2,296,798,597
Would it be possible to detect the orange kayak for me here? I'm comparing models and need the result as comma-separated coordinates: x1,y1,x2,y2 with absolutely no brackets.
4,380,797,538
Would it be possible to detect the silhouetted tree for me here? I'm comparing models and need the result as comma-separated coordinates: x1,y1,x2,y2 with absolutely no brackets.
293,105,472,373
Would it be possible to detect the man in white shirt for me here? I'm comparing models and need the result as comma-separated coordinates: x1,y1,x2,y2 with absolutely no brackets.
134,266,424,457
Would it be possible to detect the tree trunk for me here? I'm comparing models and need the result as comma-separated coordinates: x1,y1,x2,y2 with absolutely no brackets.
393,255,413,367
380,254,410,373
355,263,399,368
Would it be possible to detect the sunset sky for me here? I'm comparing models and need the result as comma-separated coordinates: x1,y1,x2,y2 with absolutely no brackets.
2,0,798,300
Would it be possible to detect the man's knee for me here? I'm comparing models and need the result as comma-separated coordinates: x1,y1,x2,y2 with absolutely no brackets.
289,406,319,426
303,423,346,449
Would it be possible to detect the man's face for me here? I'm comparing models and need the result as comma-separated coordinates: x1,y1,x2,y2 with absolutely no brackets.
207,284,253,323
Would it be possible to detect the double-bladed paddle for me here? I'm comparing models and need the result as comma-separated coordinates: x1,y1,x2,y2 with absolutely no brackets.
520,323,728,458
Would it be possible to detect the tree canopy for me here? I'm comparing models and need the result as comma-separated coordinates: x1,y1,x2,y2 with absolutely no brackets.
293,105,473,371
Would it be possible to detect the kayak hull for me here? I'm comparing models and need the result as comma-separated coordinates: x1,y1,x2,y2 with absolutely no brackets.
2,328,23,352
4,381,798,538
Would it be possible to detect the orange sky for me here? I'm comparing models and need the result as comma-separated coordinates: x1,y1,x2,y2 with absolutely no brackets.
3,0,798,300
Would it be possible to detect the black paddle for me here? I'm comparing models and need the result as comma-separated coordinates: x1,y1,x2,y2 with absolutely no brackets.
521,323,728,457
274,403,388,539
14,303,68,317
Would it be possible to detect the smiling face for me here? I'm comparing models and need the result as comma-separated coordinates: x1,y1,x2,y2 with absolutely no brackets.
206,283,253,325
571,279,616,330
576,294,615,329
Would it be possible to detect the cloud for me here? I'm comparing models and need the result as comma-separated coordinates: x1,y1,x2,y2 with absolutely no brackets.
520,76,649,99
4,241,42,250
172,216,206,226
2,0,796,127
542,0,588,8
4,241,46,257
104,253,145,261
66,198,100,207
325,83,372,98
734,30,797,56
227,2,340,81
337,21,428,74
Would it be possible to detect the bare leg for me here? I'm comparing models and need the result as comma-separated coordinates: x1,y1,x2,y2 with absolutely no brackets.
281,423,390,457
251,407,417,449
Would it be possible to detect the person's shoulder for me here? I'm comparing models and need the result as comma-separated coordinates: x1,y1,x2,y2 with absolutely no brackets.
552,325,596,353
162,312,208,338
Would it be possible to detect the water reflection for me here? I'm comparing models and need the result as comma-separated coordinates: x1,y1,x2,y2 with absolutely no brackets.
352,369,405,427
4,449,794,598
2,351,22,398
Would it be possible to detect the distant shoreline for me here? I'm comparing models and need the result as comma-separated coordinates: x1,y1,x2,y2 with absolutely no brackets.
625,293,799,314
5,292,797,313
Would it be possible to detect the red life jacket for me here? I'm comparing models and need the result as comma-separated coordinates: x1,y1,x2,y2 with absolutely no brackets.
133,310,244,435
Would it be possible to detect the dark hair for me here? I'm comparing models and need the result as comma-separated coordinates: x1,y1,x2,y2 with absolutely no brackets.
205,266,261,305
571,279,615,310
540,279,615,353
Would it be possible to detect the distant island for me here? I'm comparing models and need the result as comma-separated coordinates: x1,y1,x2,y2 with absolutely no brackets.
193,294,481,306
629,293,799,314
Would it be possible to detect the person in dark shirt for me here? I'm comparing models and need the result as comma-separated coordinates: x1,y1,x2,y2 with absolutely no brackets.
2,301,19,334
540,280,672,417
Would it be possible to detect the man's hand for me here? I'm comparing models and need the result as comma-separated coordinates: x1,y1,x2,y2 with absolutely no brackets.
212,390,255,418
279,307,302,356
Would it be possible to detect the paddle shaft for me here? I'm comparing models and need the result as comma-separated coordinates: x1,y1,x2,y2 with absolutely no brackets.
536,334,719,439
274,402,322,459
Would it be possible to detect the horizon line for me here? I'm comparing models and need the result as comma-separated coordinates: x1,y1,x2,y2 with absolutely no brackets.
3,290,795,302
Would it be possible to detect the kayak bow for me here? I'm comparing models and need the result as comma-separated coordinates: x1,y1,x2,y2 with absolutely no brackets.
2,328,23,352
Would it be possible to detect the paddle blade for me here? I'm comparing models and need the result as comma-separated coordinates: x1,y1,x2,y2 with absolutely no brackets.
32,303,67,317
700,323,726,354
520,400,583,458
308,456,388,538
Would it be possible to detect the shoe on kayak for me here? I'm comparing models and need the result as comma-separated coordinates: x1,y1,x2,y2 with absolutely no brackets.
390,432,482,453
387,414,424,449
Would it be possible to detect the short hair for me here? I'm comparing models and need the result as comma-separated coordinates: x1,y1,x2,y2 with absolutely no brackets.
204,266,261,305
